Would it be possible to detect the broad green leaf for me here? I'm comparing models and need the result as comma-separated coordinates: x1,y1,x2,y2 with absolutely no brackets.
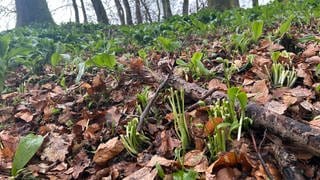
88,53,116,69
51,52,61,66
251,20,264,42
138,49,147,60
191,52,203,65
0,35,10,59
76,62,86,83
277,15,294,38
271,51,281,62
173,169,198,180
156,163,165,179
237,91,248,110
176,59,188,66
12,134,44,176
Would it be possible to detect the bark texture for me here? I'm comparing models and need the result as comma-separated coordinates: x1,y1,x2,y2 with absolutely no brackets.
183,0,189,15
122,0,133,25
80,0,88,23
135,0,143,24
114,0,125,25
72,0,80,23
207,0,239,10
161,0,172,19
15,0,54,27
91,0,109,24
253,0,259,6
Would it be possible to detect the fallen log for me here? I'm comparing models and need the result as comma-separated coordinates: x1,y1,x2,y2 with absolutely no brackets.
167,75,320,156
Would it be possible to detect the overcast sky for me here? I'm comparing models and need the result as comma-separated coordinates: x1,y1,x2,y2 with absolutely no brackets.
0,0,272,32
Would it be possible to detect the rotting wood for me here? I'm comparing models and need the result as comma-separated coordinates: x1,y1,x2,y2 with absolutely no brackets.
165,75,320,156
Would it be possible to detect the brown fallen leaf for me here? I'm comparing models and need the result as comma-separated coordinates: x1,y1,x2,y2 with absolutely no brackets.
146,155,175,167
0,107,13,123
247,80,270,104
105,106,121,127
93,137,124,165
305,56,320,64
208,79,227,91
184,150,208,172
216,167,241,180
41,133,73,162
302,44,320,58
14,110,34,122
157,130,181,157
123,167,157,180
71,151,91,179
0,131,19,166
265,100,287,115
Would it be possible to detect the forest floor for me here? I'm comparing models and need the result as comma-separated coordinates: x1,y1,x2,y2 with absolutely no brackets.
1,1,320,179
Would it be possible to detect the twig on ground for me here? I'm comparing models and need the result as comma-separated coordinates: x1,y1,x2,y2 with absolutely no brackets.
186,87,217,111
250,130,274,180
137,74,170,131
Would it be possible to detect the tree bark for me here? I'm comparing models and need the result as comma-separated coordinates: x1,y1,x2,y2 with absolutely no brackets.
160,74,320,156
161,0,172,19
135,0,143,24
72,0,80,23
182,0,189,15
156,0,161,22
114,0,125,25
122,0,133,25
196,0,199,12
207,0,238,10
15,0,54,27
140,0,152,23
91,0,109,24
80,0,88,23
252,0,259,6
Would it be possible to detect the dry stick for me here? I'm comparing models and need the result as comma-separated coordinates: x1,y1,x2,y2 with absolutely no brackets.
250,130,273,180
186,87,217,111
137,74,170,131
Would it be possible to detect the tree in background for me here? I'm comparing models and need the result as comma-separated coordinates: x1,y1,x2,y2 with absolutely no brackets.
207,0,239,10
91,0,109,24
123,0,133,25
135,0,143,24
15,0,54,27
114,0,125,25
71,0,80,23
183,0,189,15
140,0,152,23
253,0,259,6
80,0,88,23
162,0,172,19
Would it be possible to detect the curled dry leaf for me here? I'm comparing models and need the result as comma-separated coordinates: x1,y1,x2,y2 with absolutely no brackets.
123,167,157,180
105,106,121,127
71,151,91,179
93,137,124,165
146,155,175,167
302,44,320,58
157,130,181,157
205,117,223,136
246,80,269,104
0,131,19,166
41,133,73,162
296,63,313,86
14,110,34,122
184,150,208,173
306,56,320,64
208,79,227,91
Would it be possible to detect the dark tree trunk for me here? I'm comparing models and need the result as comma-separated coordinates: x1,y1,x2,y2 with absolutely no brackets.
80,0,88,23
207,0,238,10
140,0,152,23
182,0,189,15
161,0,172,19
91,0,109,24
135,0,143,24
15,0,54,27
196,0,199,11
122,0,133,25
253,0,259,6
156,0,161,21
114,0,125,25
72,0,80,23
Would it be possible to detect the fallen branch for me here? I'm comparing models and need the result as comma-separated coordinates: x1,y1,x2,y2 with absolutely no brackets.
137,74,169,131
166,75,320,156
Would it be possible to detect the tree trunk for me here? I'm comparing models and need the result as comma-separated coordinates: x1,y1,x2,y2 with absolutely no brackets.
72,0,80,23
207,0,237,10
196,0,199,11
91,0,109,24
15,0,54,27
122,0,133,25
140,0,152,23
114,0,125,25
156,0,161,22
80,0,88,23
161,0,172,19
253,0,259,6
135,0,143,24
182,0,189,15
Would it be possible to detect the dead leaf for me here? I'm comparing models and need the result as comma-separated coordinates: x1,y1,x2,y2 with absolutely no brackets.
205,117,223,136
306,56,320,64
93,137,124,165
184,150,208,172
41,133,73,162
146,155,175,167
216,167,241,180
15,110,34,122
247,80,269,104
72,151,90,179
290,86,314,99
296,63,313,86
105,106,121,127
265,100,287,115
0,107,13,123
208,79,227,91
1,92,18,100
0,131,19,163
123,167,157,180
157,130,181,157
302,44,320,58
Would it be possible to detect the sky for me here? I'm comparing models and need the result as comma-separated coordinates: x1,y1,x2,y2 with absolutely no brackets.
0,0,272,32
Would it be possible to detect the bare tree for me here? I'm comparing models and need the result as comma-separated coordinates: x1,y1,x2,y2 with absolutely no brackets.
253,0,259,6
80,0,88,23
122,0,133,25
135,0,143,24
156,0,161,21
15,0,54,27
72,0,80,23
114,0,125,25
91,0,109,24
140,0,152,23
207,0,239,10
161,0,172,19
182,0,189,15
